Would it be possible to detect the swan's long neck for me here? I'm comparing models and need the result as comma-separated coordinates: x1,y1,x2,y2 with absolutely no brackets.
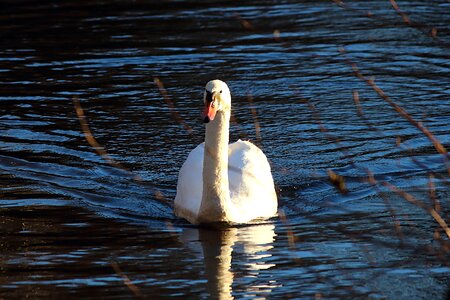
198,109,231,223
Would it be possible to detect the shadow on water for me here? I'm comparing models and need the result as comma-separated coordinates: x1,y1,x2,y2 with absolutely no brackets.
1,0,449,298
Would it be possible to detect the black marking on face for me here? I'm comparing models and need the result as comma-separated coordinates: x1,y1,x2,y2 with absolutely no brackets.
205,90,213,103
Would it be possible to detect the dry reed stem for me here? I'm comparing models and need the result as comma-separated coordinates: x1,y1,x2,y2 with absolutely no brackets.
278,209,296,249
381,181,450,239
389,0,411,25
351,78,449,239
352,90,376,132
233,13,254,31
389,0,439,39
352,88,450,187
340,48,449,175
366,171,405,241
281,198,448,272
111,261,144,299
305,100,343,148
315,206,439,251
428,174,440,212
327,169,348,195
230,112,249,141
278,208,365,294
73,96,172,207
306,98,405,240
234,11,287,45
333,0,439,39
154,77,194,136
305,96,450,242
313,88,450,245
279,116,448,270
73,96,122,169
388,0,439,39
353,87,450,240
352,63,446,155
353,90,362,116
247,95,262,144
304,99,360,194
307,100,360,190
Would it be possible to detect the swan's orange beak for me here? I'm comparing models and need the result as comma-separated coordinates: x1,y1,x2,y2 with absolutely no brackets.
203,92,218,123
203,102,217,123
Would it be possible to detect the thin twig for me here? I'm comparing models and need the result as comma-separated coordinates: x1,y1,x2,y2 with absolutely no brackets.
345,66,449,238
73,96,122,169
332,0,439,39
111,261,144,299
428,173,440,212
381,181,450,239
366,171,405,241
388,0,438,38
353,90,376,132
340,47,449,174
305,97,405,240
278,209,296,249
247,95,262,144
389,0,411,25
73,96,172,207
233,13,254,31
154,77,194,136
352,89,450,187
303,97,404,242
230,112,250,141
307,91,449,241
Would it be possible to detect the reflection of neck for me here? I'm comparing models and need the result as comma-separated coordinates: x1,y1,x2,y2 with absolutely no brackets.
198,109,231,223
200,228,236,300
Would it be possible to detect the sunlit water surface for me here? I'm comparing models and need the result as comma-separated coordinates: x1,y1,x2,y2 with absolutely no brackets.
1,1,449,299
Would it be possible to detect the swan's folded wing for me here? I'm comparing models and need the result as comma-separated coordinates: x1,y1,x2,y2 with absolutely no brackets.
228,140,277,221
174,143,204,222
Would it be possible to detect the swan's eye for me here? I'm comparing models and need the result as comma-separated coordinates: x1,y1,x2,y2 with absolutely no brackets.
220,90,223,93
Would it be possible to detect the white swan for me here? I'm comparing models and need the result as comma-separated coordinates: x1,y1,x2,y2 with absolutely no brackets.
174,79,278,224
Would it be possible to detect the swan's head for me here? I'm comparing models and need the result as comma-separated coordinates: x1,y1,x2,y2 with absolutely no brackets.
202,79,231,123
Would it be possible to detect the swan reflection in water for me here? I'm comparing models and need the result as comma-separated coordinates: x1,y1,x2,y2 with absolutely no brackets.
180,224,277,299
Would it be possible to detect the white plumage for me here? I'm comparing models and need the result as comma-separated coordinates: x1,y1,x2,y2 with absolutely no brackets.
174,80,277,225
175,140,277,224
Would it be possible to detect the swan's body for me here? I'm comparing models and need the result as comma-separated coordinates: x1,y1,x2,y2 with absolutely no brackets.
175,140,277,224
174,80,277,225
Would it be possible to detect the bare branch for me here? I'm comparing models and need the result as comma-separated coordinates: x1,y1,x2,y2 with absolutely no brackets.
247,94,262,144
340,48,448,160
111,261,144,299
381,181,450,239
73,96,172,207
154,77,194,135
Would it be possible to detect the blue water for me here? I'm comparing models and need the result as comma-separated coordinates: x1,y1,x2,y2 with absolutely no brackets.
1,1,449,298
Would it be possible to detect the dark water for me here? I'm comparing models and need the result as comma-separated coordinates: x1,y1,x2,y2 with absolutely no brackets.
1,0,449,298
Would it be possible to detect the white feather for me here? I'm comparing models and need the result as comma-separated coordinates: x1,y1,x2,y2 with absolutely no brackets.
175,140,277,224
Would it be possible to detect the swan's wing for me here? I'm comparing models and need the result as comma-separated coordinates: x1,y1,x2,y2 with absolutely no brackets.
175,141,277,224
174,143,204,223
228,140,277,222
